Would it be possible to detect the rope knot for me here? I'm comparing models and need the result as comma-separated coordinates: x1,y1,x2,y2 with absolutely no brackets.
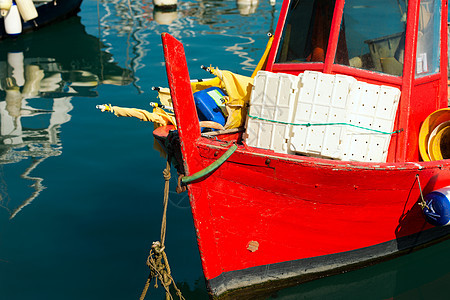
152,241,165,253
145,241,172,290
139,159,185,300
416,174,430,210
163,168,171,181
176,174,187,194
418,201,429,209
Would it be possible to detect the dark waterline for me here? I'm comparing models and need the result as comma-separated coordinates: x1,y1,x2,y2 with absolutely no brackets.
0,1,450,299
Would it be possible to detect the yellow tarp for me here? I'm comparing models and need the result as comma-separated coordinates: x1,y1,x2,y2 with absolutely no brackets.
209,67,254,129
98,104,225,131
155,88,173,108
155,78,223,109
99,104,176,127
191,77,222,93
156,71,253,129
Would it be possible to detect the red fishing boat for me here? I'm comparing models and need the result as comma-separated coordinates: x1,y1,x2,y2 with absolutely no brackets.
155,0,450,298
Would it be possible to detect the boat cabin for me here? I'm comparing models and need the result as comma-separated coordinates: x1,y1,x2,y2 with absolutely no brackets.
265,0,448,162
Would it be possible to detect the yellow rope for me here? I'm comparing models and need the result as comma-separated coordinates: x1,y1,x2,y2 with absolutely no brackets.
416,174,430,210
139,160,185,300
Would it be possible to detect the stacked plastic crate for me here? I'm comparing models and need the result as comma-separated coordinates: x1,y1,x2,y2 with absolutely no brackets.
245,71,302,154
244,71,401,162
289,71,356,159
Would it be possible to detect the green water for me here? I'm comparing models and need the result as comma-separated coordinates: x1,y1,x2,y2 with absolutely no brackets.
0,1,449,299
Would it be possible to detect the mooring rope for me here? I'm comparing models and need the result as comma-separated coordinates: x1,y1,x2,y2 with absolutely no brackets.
247,114,403,135
415,174,430,210
140,160,185,300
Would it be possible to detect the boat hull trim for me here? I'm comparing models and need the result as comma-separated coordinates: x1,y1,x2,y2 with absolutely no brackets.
209,225,450,298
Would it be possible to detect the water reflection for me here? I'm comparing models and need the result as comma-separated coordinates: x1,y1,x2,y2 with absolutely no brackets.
236,0,260,15
262,239,450,300
0,0,276,219
0,16,133,219
97,0,277,74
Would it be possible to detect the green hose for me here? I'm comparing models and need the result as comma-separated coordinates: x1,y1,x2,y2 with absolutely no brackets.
182,144,238,183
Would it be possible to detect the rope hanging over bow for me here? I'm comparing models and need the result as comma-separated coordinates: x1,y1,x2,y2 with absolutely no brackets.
139,160,185,300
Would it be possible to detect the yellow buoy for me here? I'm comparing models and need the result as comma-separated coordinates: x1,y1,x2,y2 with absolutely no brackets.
418,108,450,161
429,126,450,161
427,120,450,160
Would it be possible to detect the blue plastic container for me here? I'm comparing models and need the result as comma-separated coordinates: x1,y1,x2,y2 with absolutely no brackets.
193,87,227,126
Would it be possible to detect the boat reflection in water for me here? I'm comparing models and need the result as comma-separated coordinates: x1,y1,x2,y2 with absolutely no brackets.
267,237,450,299
96,0,275,77
0,16,133,219
236,0,260,15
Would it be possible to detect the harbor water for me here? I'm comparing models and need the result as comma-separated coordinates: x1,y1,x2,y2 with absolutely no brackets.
1,0,450,299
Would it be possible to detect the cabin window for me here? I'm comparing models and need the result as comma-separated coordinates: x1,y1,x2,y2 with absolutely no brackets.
415,0,441,77
335,0,407,76
275,0,337,63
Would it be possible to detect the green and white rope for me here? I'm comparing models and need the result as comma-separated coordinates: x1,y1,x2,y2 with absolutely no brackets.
247,114,403,135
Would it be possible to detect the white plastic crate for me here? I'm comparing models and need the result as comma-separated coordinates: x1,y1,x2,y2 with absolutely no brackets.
290,71,400,162
245,71,301,154
340,83,400,162
244,70,401,163
289,71,357,158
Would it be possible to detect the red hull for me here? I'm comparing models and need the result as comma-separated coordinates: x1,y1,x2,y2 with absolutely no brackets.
185,140,450,296
155,122,450,297
158,0,450,293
